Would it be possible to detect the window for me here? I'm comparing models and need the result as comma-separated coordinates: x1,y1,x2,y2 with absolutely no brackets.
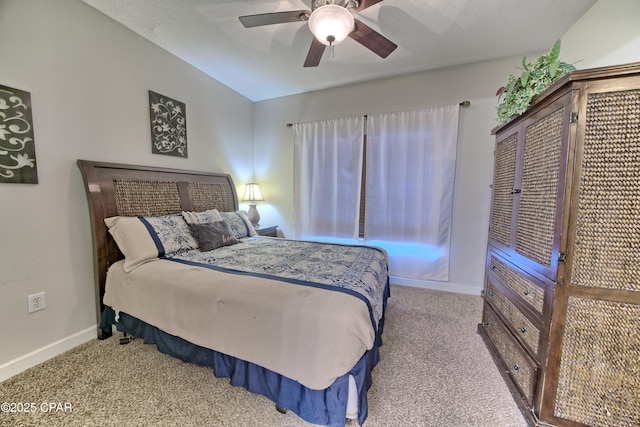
294,105,459,281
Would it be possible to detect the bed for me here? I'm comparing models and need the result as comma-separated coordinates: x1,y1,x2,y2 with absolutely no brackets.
77,160,390,427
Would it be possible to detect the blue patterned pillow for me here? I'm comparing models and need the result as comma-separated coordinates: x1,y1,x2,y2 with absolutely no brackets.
105,214,198,272
141,214,199,255
181,209,222,225
219,211,257,239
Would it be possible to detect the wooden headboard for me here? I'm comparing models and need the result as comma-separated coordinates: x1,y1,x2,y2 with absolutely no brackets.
77,160,238,338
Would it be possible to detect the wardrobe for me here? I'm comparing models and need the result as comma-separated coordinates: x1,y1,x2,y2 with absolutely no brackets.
479,62,640,426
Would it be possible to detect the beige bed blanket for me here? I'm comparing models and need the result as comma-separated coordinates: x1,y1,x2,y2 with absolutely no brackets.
104,258,375,390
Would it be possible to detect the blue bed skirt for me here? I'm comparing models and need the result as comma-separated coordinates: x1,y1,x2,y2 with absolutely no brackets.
101,281,390,427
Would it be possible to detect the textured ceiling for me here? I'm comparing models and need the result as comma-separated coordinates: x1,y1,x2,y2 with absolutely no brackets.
82,0,597,102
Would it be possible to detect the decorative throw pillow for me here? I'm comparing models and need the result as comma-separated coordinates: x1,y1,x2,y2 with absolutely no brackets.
189,221,239,251
142,214,199,254
181,209,222,225
219,210,257,239
105,214,198,272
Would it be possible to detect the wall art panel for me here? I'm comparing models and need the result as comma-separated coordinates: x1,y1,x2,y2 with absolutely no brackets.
0,84,38,184
149,90,187,158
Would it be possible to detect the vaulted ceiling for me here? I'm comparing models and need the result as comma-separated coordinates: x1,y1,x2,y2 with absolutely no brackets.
83,0,597,101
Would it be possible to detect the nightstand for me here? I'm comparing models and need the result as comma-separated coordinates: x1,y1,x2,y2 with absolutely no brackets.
254,225,278,237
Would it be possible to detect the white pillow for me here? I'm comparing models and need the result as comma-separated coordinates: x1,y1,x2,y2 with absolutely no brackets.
104,216,157,272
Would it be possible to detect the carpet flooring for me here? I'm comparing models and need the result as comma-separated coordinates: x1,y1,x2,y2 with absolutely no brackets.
0,285,527,427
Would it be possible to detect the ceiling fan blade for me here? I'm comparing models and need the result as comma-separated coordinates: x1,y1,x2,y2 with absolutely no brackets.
352,0,384,12
303,38,326,68
349,18,397,58
239,10,310,28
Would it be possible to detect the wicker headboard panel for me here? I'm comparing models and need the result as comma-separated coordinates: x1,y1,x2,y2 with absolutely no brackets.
77,159,238,338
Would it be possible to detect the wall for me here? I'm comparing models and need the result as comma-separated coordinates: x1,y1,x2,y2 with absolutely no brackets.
0,0,254,381
252,0,640,296
561,0,640,69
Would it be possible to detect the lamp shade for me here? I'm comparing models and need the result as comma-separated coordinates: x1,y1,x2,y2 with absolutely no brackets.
241,183,264,202
308,4,354,46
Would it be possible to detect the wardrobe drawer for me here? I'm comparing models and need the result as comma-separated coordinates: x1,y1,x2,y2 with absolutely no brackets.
486,280,541,356
488,253,546,315
481,305,538,406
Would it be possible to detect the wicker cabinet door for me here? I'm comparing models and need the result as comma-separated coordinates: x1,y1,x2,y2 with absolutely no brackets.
553,297,640,426
547,79,640,427
513,92,572,281
488,127,519,253
569,82,640,295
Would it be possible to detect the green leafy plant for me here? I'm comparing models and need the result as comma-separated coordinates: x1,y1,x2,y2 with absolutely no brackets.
496,39,576,125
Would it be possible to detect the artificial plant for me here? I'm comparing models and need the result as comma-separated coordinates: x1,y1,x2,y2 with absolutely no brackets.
495,39,576,125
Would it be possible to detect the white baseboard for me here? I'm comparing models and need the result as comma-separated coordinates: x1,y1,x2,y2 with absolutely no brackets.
390,275,482,296
0,326,96,383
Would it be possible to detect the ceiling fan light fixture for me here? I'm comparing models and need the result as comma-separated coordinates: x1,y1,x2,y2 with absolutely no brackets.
308,4,354,46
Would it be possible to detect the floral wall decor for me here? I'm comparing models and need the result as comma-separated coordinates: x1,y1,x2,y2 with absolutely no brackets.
0,84,38,184
149,90,187,158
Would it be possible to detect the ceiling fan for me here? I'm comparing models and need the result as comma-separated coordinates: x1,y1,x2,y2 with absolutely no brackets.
239,0,397,67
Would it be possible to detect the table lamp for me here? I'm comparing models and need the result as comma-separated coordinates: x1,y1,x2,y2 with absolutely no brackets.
241,183,264,227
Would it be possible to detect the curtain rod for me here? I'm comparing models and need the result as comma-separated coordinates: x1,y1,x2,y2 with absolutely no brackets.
286,100,470,127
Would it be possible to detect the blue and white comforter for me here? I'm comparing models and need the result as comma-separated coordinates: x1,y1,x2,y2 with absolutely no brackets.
168,237,389,328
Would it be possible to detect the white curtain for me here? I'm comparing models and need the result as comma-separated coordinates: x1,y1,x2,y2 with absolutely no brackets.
365,105,460,281
293,117,364,242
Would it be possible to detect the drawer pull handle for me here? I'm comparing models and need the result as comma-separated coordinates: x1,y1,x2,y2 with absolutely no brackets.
489,291,496,297
524,290,531,296
520,327,527,333
491,264,496,270
513,364,520,371
484,321,490,326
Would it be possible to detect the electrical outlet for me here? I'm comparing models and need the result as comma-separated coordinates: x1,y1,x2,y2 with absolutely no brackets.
27,292,46,314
